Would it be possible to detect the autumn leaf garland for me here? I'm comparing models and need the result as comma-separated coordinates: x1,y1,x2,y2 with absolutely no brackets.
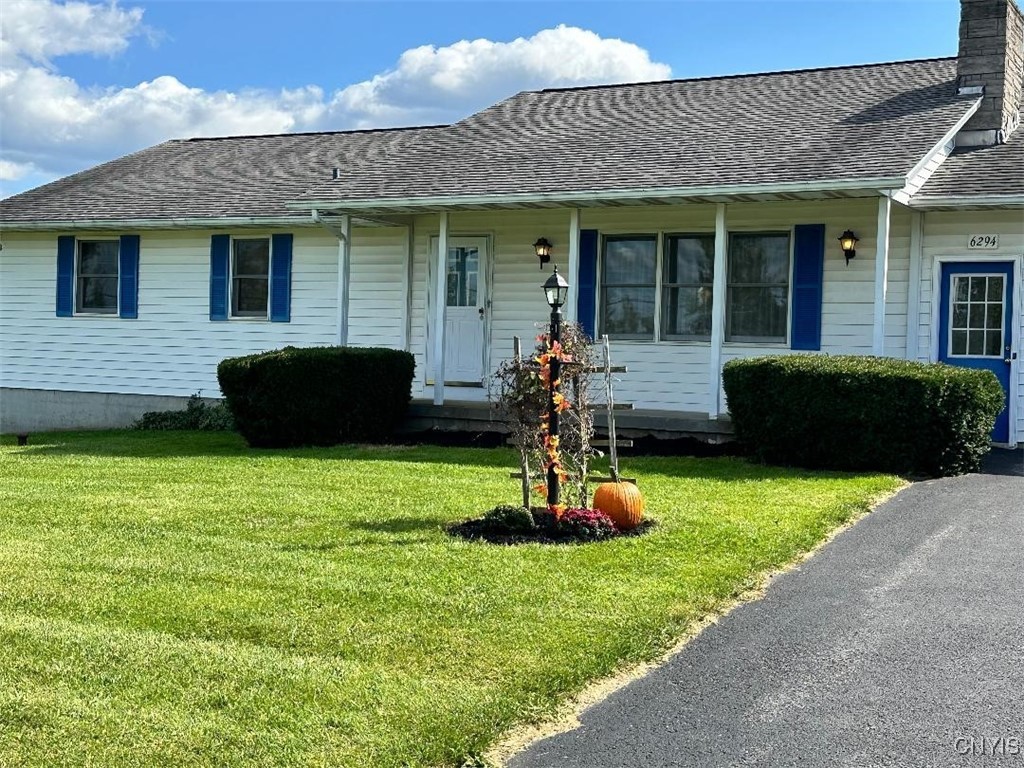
534,334,573,517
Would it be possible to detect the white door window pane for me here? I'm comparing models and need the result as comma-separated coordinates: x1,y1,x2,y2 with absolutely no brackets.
948,273,1004,357
985,330,1002,356
446,247,480,307
951,330,967,355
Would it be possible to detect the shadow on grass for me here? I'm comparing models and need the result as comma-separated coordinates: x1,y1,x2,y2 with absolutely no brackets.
4,430,514,468
345,517,447,535
3,430,884,485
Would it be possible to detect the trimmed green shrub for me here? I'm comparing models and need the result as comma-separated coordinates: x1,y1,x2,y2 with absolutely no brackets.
217,346,415,447
133,393,234,431
722,355,1004,477
480,505,537,535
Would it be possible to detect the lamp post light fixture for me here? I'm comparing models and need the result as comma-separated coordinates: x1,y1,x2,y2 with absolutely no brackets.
838,229,859,265
542,265,570,507
534,237,553,269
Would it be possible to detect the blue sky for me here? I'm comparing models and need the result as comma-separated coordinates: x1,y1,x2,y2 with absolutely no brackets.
1,0,961,198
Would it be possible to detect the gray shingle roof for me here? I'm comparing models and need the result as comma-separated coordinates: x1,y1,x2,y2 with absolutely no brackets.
301,57,978,205
916,116,1024,200
0,57,1003,224
0,126,445,224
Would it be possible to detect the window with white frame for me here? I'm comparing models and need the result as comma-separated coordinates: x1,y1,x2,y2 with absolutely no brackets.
231,238,271,318
662,234,715,340
76,240,119,314
726,232,790,343
600,233,715,341
600,235,657,339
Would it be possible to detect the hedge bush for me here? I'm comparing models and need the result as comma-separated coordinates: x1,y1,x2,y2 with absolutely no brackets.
133,394,234,431
217,346,415,448
722,355,1004,477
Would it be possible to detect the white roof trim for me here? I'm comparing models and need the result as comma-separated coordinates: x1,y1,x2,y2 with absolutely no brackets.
2,215,324,232
907,194,1024,208
292,177,908,211
893,99,983,205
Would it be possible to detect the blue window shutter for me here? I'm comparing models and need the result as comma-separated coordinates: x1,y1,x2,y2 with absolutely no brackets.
119,234,140,319
210,234,230,321
791,224,825,350
577,229,599,340
270,233,293,322
56,235,75,317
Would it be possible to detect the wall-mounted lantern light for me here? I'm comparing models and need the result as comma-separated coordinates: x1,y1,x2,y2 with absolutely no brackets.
838,230,858,265
534,237,553,269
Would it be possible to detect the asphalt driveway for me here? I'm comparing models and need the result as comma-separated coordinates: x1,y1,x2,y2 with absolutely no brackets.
510,449,1024,767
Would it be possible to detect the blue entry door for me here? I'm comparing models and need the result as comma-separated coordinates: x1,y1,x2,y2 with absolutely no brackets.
939,262,1015,443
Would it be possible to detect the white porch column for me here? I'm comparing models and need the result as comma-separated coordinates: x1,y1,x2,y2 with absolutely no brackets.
905,209,924,361
565,208,580,323
873,195,892,356
336,214,351,346
400,222,413,352
708,203,728,417
432,212,449,405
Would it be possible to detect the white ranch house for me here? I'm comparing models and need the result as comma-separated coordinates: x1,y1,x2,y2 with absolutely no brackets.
1,0,1023,446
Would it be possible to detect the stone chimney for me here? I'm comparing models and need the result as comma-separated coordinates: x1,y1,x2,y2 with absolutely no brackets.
956,0,1024,145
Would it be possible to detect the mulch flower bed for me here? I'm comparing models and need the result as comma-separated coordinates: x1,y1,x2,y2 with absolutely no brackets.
447,506,657,546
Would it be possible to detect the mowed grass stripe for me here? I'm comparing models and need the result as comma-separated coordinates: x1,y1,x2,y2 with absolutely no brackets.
0,431,900,766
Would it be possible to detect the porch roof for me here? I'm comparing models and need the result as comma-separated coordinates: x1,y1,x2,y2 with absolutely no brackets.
298,57,978,213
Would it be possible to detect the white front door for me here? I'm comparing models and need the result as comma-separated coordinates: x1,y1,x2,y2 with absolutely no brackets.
435,237,488,385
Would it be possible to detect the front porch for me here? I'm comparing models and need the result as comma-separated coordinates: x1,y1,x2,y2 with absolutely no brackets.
400,399,734,443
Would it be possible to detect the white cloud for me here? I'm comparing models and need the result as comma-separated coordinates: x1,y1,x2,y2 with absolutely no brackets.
328,25,672,127
0,0,146,67
0,158,36,181
0,2,671,197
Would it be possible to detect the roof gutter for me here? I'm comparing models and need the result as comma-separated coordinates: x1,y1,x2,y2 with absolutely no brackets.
291,176,908,211
907,194,1024,208
0,215,311,232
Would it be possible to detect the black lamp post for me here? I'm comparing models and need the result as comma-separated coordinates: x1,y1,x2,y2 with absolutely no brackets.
542,265,570,507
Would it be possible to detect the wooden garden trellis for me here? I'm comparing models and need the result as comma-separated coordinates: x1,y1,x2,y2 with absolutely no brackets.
507,333,635,508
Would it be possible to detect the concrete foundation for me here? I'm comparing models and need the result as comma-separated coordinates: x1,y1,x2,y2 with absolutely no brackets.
0,388,220,433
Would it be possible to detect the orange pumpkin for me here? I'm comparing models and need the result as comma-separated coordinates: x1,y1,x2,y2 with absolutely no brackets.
593,481,644,531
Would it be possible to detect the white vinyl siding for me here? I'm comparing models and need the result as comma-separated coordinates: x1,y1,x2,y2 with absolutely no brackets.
917,209,1024,444
1,229,338,397
3,201,1019,446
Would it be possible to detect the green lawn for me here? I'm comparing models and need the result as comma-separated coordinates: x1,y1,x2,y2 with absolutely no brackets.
0,431,900,767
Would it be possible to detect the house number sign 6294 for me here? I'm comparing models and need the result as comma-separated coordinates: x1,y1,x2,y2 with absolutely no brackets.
968,234,999,250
